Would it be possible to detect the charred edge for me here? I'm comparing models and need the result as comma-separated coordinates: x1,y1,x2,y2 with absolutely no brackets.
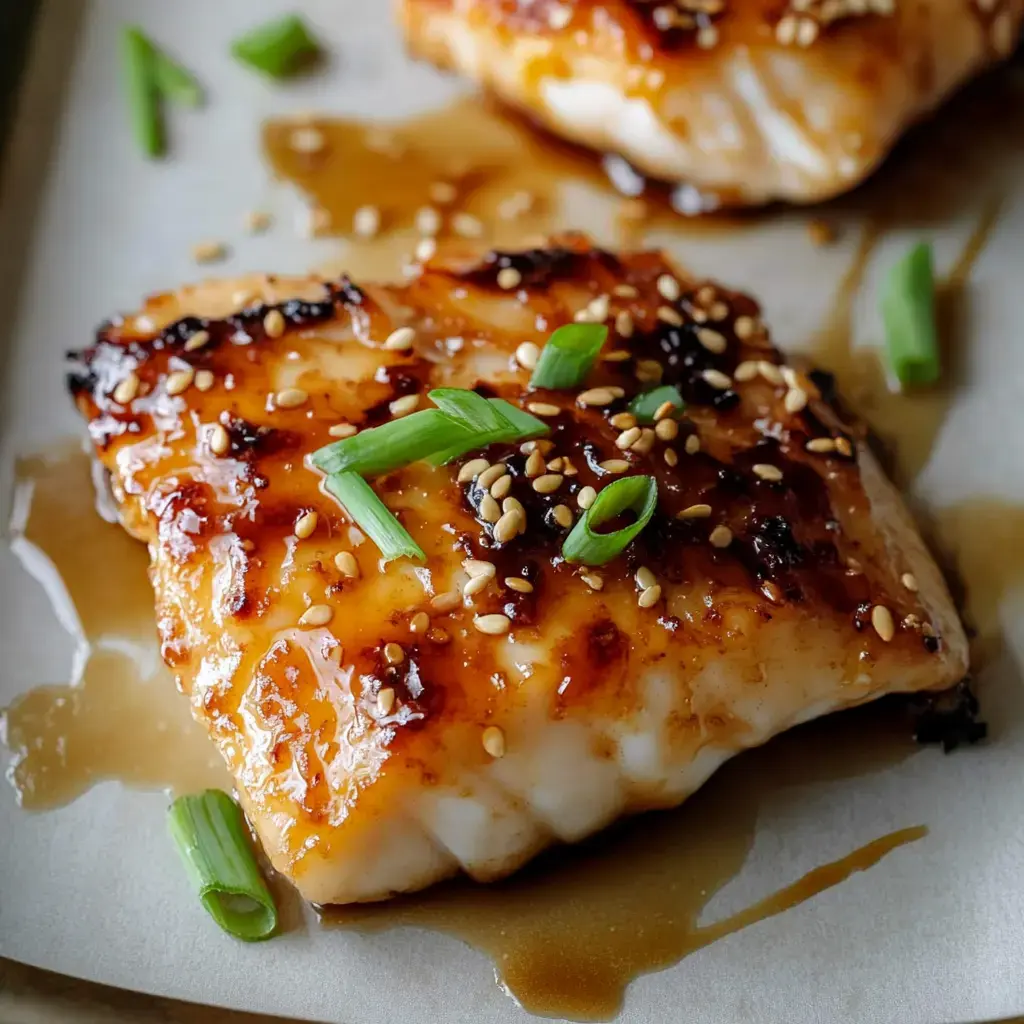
909,678,987,752
462,246,593,290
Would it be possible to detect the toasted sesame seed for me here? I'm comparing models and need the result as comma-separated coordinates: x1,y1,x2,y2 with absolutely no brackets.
709,525,733,548
192,241,227,264
734,361,759,382
696,327,727,354
734,316,757,340
384,642,405,665
184,330,211,352
294,511,319,539
615,311,635,338
638,584,662,609
702,369,733,390
410,611,431,634
753,463,783,482
505,577,534,593
561,457,578,477
243,210,272,234
806,437,836,453
761,581,784,604
516,341,540,370
635,566,657,590
586,294,611,322
684,434,701,455
415,206,442,236
166,367,195,396
431,592,461,613
635,359,664,384
552,504,574,528
458,458,490,483
479,494,502,523
901,573,919,592
785,388,809,414
275,387,308,409
415,237,436,262
613,283,639,298
655,418,679,441
581,573,604,591
632,428,656,454
329,422,358,439
259,311,285,342
335,551,359,578
546,457,565,472
781,366,801,390
299,604,333,628
616,426,642,450
610,412,637,430
776,13,798,44
478,464,507,490
656,274,681,302
502,496,526,518
474,614,511,636
194,370,215,392
524,450,545,478
377,687,396,716
871,605,895,642
497,267,523,290
577,485,598,510
452,212,484,238
490,475,512,500
390,394,420,417
755,361,782,385
578,387,616,408
657,305,684,327
795,16,819,45
482,724,506,757
677,503,712,519
603,349,632,362
599,459,630,474
384,326,416,352
113,373,140,405
532,473,564,494
835,437,854,458
697,22,719,47
208,423,230,456
429,180,458,205
652,401,675,422
494,509,524,544
527,401,561,417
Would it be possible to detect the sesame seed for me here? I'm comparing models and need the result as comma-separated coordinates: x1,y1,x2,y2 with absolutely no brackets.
478,464,507,489
561,457,578,477
615,310,635,338
578,387,616,408
335,551,359,578
795,16,819,45
191,241,227,264
452,212,484,238
415,237,436,262
616,426,642,450
497,267,523,290
166,367,195,396
657,274,681,301
599,459,630,474
901,573,919,592
479,494,502,523
577,486,598,510
613,284,639,298
635,359,663,384
657,305,684,327
410,611,431,634
664,448,679,466
610,412,637,430
685,434,701,455
505,577,534,593
377,687,396,716
653,401,676,422
208,423,230,456
785,388,809,414
502,496,526,517
758,361,784,385
431,592,461,613
428,180,458,205
384,642,405,665
632,428,656,454
532,473,564,494
708,301,730,321
638,584,662,609
113,373,140,405
696,23,719,47
490,475,512,500
734,316,758,340
415,206,442,236
474,614,511,636
184,330,211,352
458,458,490,483
329,423,358,439
547,4,572,29
677,503,712,519
299,604,333,628
294,511,319,539
635,566,657,590
776,13,798,44
709,525,733,548
587,294,611,322
753,463,783,482
493,508,524,544
390,394,420,417
263,310,286,339
696,328,727,354
527,402,561,417
525,450,546,478
762,581,784,604
871,605,895,642
290,126,326,153
734,361,759,382
655,418,679,441
195,370,215,392
603,348,632,362
243,210,272,234
581,573,604,591
275,387,308,409
515,341,540,370
702,369,733,390
546,457,565,473
482,724,506,757
835,437,854,458
552,504,574,528
383,326,416,351
806,437,836,453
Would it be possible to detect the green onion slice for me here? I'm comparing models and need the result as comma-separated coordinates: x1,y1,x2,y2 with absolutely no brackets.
426,395,549,465
530,324,608,390
152,47,204,107
167,790,278,942
429,388,508,434
629,385,685,424
324,472,425,563
231,15,320,79
562,475,658,566
121,27,164,158
881,241,940,388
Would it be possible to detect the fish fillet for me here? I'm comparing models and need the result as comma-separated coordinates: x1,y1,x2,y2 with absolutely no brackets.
69,237,967,904
398,0,1023,207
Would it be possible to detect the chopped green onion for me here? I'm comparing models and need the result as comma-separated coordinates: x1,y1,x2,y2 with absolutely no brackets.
562,475,658,566
167,790,277,942
152,47,204,107
629,385,685,424
426,396,549,465
121,27,163,158
231,15,320,79
429,388,508,434
530,324,608,390
324,472,425,563
881,241,940,388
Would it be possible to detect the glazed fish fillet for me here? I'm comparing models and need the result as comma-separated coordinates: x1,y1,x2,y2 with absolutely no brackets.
69,237,966,904
399,0,1023,207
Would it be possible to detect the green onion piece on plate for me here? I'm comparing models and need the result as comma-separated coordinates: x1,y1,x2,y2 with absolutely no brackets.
151,47,204,107
121,27,164,158
324,471,426,563
562,475,658,566
881,241,940,388
427,398,549,465
231,15,320,79
628,385,685,424
530,323,608,390
167,790,278,942
429,388,509,434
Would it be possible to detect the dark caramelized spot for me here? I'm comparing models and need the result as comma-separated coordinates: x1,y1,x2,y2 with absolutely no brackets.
462,245,591,290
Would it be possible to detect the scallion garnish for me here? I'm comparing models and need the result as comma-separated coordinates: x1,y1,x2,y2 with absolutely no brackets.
628,385,685,424
426,395,549,465
429,388,508,433
121,27,164,158
881,241,940,388
324,471,426,563
529,324,608,390
562,475,658,566
231,15,320,79
167,790,278,942
152,47,204,108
